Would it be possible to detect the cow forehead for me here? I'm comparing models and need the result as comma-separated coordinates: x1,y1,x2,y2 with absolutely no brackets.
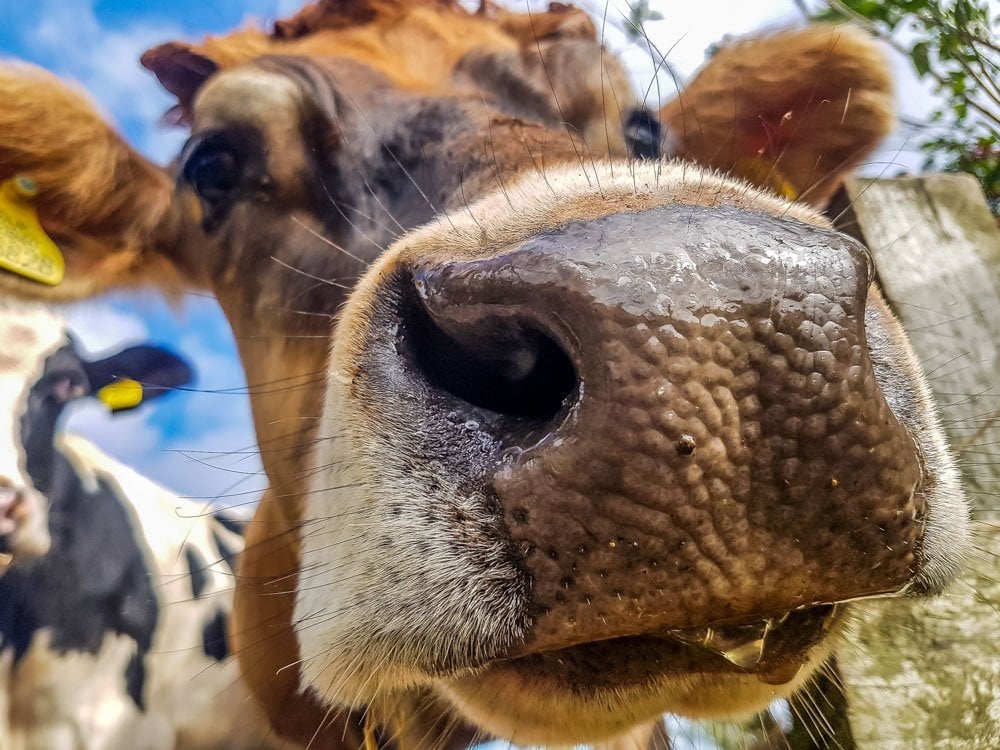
193,68,302,132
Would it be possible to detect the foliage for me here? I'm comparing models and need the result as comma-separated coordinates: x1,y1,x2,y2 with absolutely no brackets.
623,0,664,43
815,0,999,215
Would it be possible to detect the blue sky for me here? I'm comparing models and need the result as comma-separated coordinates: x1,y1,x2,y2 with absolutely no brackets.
0,0,941,511
0,0,313,507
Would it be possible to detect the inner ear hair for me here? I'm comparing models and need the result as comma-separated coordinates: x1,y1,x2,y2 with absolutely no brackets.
659,24,894,207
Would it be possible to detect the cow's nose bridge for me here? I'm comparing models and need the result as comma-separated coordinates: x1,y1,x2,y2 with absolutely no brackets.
412,204,875,402
399,204,923,655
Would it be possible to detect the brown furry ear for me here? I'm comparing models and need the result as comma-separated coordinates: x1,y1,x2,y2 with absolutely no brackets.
140,42,219,124
660,24,894,208
0,63,185,301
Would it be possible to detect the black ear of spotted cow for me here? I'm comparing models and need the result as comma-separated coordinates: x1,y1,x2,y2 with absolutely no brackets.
82,345,193,413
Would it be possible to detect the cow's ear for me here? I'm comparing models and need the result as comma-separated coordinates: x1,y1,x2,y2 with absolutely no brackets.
0,63,188,302
83,345,193,414
140,42,219,125
659,24,893,208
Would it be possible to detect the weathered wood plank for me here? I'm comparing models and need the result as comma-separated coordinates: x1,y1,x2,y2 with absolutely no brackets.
831,174,1000,749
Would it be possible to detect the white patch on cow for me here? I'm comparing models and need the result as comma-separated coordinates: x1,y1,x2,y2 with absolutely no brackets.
50,436,273,749
5,630,172,750
0,303,68,559
194,68,302,128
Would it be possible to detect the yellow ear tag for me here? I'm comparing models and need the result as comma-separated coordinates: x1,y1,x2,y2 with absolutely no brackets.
733,158,800,202
97,378,144,412
0,177,65,286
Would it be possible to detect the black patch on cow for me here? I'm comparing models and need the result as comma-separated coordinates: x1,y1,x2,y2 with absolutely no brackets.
212,529,239,574
201,608,229,661
124,650,147,709
211,510,245,537
18,344,88,493
184,544,209,599
0,452,158,711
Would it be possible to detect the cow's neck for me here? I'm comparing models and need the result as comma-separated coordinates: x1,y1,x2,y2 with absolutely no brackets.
210,302,324,512
0,449,158,711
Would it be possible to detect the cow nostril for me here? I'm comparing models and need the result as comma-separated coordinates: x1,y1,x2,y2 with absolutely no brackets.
398,280,577,421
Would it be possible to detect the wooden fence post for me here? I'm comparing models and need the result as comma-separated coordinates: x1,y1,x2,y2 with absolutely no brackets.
830,174,1000,749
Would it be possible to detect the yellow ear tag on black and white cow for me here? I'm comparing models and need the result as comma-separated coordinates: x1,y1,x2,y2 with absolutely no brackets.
0,177,65,286
97,378,144,412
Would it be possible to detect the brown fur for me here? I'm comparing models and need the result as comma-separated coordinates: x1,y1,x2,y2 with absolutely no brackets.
0,3,900,746
140,0,636,156
0,65,186,299
141,0,599,121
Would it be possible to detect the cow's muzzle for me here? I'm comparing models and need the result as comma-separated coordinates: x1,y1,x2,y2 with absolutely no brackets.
366,204,937,672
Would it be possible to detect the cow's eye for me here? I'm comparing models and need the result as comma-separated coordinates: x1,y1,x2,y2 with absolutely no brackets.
179,130,265,230
182,141,243,204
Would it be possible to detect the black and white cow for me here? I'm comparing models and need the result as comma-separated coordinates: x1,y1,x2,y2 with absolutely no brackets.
0,304,287,749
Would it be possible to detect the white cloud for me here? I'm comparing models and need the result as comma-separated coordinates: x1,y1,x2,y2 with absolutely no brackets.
63,398,267,509
25,0,187,163
560,0,800,104
275,0,307,16
59,301,151,356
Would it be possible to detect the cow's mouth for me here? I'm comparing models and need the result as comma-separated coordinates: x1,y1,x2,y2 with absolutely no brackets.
438,605,840,743
492,604,838,689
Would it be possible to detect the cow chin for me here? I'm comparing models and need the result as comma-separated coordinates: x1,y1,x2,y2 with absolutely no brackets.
437,638,833,744
294,461,835,744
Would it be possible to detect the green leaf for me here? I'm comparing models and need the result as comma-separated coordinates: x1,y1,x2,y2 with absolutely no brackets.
911,41,932,76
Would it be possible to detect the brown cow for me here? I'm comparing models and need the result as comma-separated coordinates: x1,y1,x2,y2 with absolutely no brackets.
0,1,969,747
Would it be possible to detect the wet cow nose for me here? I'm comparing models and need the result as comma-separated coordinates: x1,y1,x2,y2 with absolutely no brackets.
393,203,924,655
